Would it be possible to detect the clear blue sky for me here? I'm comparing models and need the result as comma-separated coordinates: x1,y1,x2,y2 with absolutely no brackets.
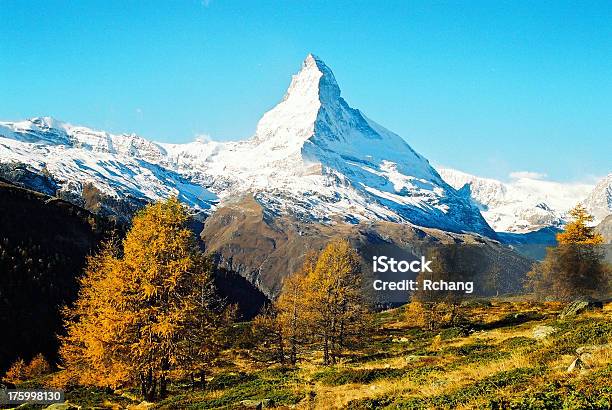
1,0,610,182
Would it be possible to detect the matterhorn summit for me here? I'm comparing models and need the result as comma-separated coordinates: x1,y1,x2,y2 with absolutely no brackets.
163,54,495,235
255,54,340,144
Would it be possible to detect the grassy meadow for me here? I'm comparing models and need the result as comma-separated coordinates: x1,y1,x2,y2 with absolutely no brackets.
11,298,612,409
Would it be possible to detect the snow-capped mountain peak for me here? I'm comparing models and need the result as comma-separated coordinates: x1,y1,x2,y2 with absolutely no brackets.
0,116,72,146
163,55,495,235
253,54,339,148
28,116,65,130
0,55,495,236
284,54,340,104
1,55,608,238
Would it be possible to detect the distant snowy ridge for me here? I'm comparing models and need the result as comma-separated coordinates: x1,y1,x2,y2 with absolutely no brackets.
438,168,607,233
0,117,218,217
581,173,612,223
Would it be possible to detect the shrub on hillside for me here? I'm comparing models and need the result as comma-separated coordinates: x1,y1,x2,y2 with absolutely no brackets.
3,358,26,382
3,354,51,382
25,353,51,378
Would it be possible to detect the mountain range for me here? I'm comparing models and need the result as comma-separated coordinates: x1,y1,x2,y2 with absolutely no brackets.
1,56,609,236
1,55,498,236
439,168,610,233
0,55,610,291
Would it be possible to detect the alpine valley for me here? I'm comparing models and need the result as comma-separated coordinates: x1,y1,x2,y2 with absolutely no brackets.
1,55,610,298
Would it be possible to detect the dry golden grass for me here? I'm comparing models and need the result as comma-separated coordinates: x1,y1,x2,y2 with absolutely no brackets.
25,300,611,409
308,379,407,409
298,301,611,409
304,345,538,409
581,344,612,369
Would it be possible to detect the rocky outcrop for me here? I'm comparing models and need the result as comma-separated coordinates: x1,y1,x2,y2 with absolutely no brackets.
595,215,612,244
0,163,58,196
567,343,612,373
533,325,557,340
559,297,603,319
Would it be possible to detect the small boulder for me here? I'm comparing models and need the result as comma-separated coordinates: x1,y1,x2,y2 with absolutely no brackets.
566,357,585,373
261,399,275,408
559,296,603,319
43,404,79,410
576,343,612,366
239,400,263,409
533,325,557,340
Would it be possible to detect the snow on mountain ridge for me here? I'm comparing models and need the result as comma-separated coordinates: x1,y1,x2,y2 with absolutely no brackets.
0,55,493,235
582,173,612,222
438,168,599,233
0,117,217,217
0,116,168,159
10,55,590,237
158,55,494,235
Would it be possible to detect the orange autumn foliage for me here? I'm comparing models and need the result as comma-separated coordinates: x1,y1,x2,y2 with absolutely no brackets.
60,198,230,400
3,358,26,383
3,354,51,383
556,204,604,245
255,240,372,366
528,205,610,301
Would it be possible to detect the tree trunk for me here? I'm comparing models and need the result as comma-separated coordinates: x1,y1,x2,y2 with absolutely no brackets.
159,375,167,399
330,317,337,364
323,332,329,365
198,370,206,389
158,357,170,399
140,368,157,401
278,330,285,364
290,337,297,365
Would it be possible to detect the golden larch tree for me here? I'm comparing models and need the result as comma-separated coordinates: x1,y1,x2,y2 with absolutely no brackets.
556,204,604,245
256,240,372,366
60,198,229,400
303,240,371,365
528,204,610,301
275,251,316,365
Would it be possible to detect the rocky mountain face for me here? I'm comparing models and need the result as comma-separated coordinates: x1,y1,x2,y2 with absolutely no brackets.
582,173,612,223
596,215,612,244
200,195,531,299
